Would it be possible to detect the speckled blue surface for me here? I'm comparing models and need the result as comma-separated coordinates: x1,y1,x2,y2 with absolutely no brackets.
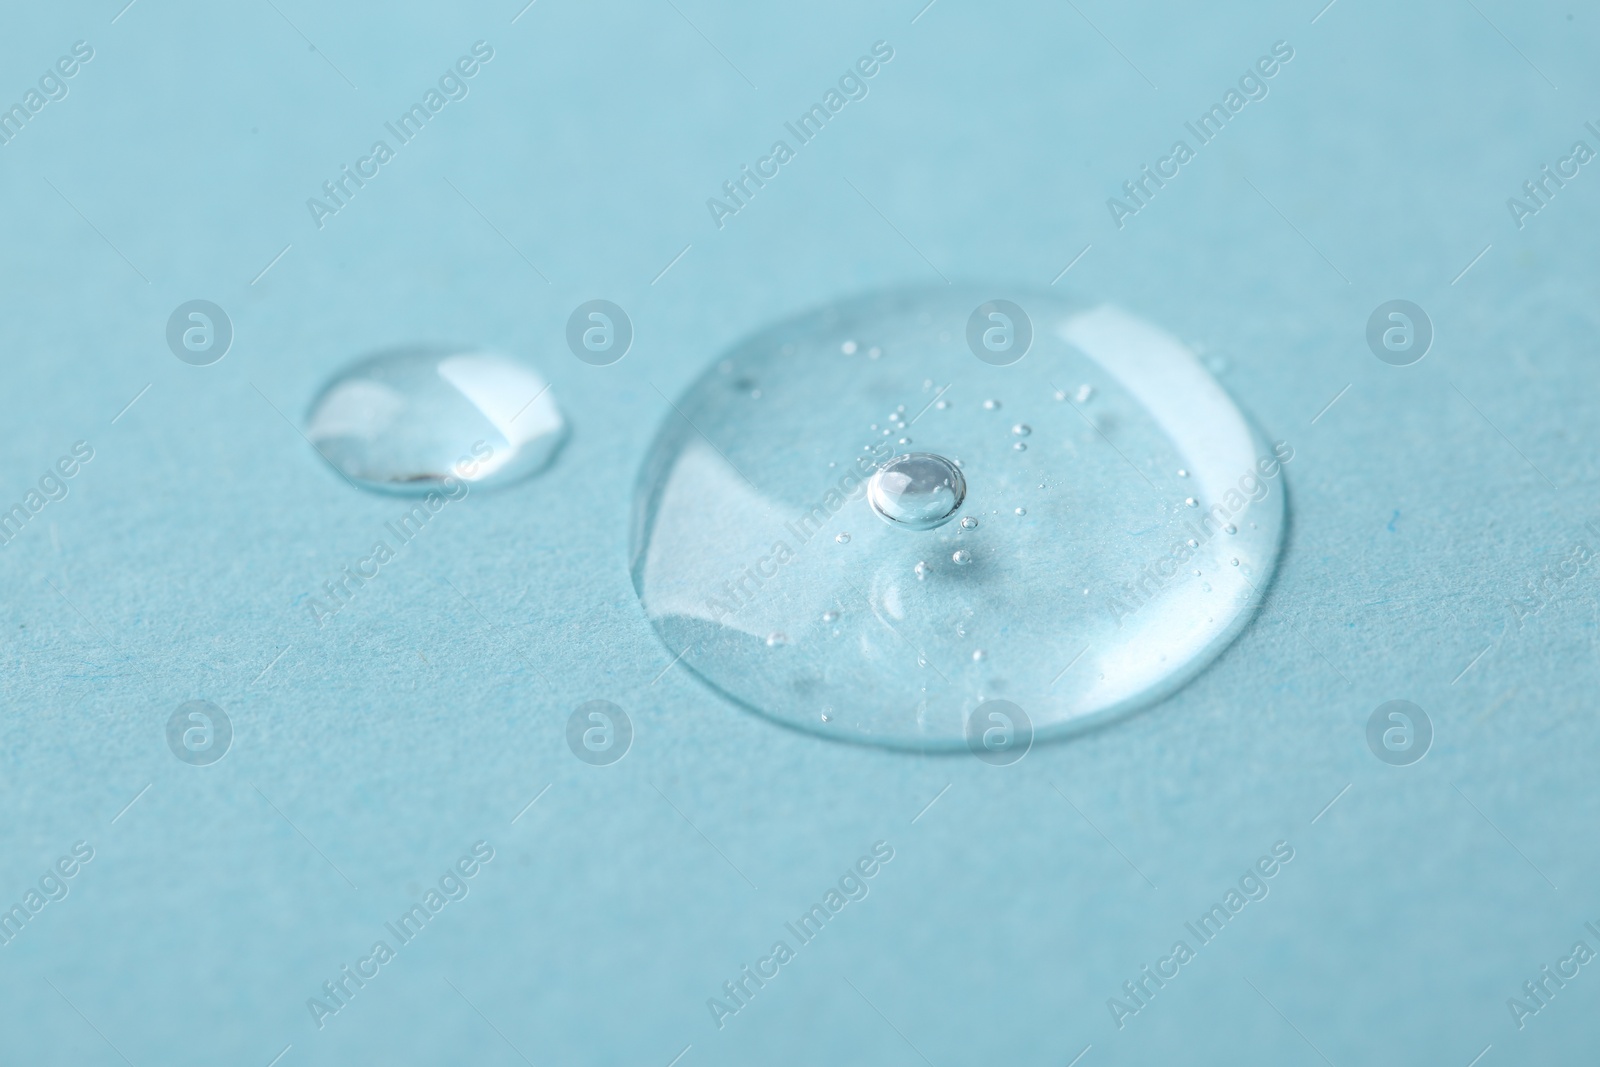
2,1,1598,1063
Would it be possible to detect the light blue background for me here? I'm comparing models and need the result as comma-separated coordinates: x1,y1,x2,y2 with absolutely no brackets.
1,1,1596,1063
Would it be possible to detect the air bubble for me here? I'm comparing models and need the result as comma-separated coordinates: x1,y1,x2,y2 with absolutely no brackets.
960,516,978,529
983,399,1000,410
867,453,967,531
1013,442,1027,452
1015,507,1026,516
306,347,567,493
766,632,788,647
951,549,972,565
630,287,1286,749
1012,424,1031,437
836,532,851,544
1075,384,1094,402
822,610,839,623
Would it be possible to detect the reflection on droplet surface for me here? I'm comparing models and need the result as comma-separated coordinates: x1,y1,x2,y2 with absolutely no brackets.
866,453,967,531
630,287,1287,750
306,347,566,494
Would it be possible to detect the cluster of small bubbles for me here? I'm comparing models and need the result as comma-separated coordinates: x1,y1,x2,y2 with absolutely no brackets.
983,399,1001,410
1075,384,1094,403
914,560,930,580
1012,423,1031,437
952,549,972,565
841,340,858,355
836,532,851,544
821,610,839,623
1184,497,1197,507
1015,507,1026,516
1013,442,1028,451
766,632,788,647
960,516,978,529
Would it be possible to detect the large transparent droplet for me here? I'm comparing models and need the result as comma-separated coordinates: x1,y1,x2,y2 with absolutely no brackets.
868,452,967,530
630,288,1287,749
306,347,567,493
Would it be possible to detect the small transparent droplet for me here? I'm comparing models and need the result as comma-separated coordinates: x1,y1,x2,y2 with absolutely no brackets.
1184,497,1197,507
306,347,567,494
1231,558,1240,566
983,399,1000,410
1015,507,1026,516
766,632,788,647
960,516,978,529
898,437,912,445
951,549,972,565
1053,389,1067,401
867,346,882,359
1075,384,1094,402
841,340,858,355
1225,524,1237,534
867,453,967,531
914,560,930,580
1177,469,1189,478
935,399,949,410
1013,442,1027,451
1012,423,1031,437
971,649,986,662
835,532,851,544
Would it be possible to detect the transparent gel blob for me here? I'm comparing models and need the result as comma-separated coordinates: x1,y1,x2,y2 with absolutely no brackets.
306,347,567,493
630,288,1287,749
